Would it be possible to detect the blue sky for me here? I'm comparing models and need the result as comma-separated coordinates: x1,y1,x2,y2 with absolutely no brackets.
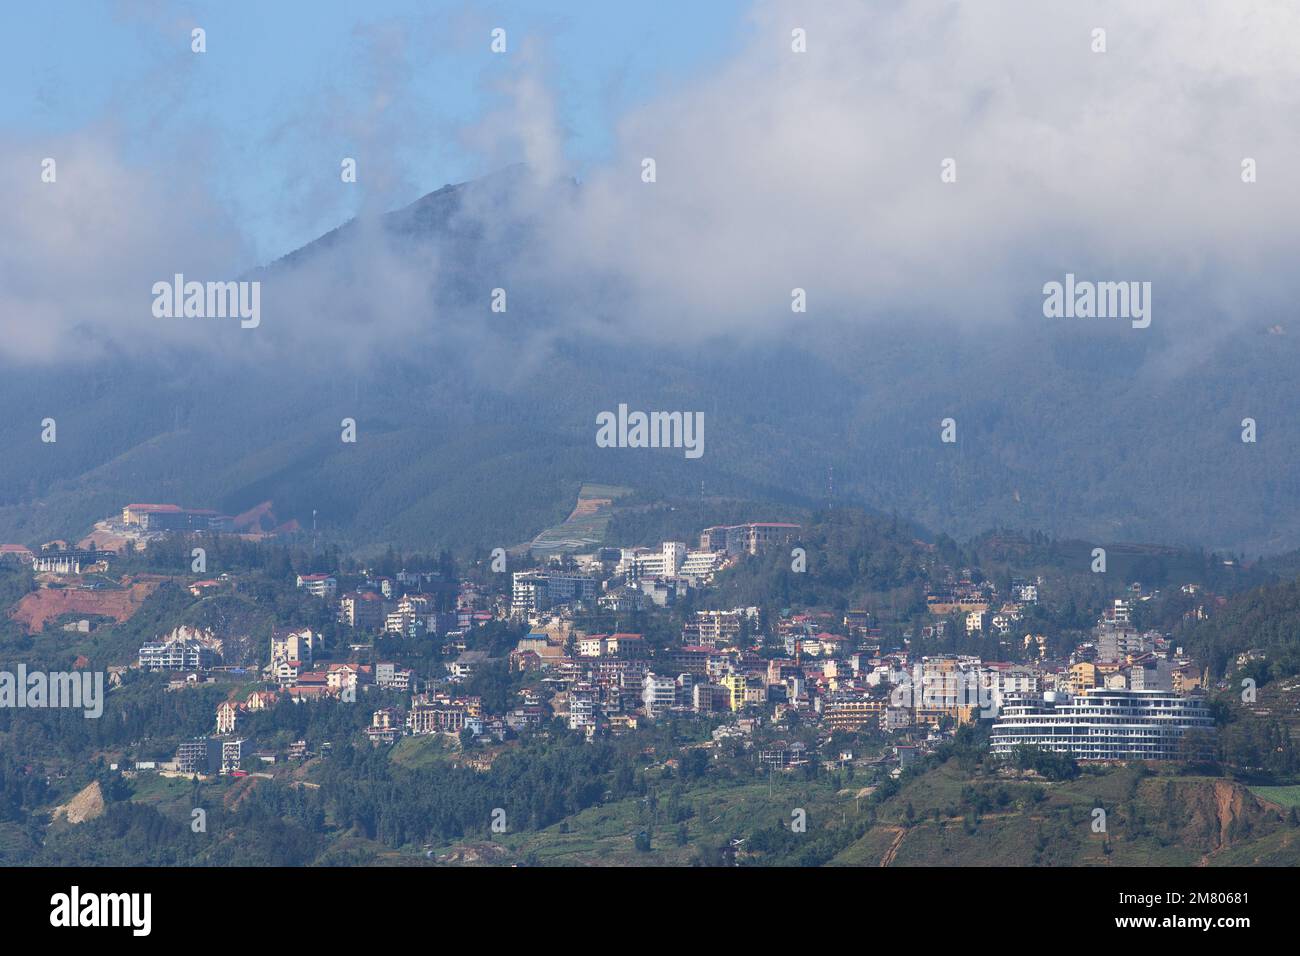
2,0,752,259
6,0,1297,368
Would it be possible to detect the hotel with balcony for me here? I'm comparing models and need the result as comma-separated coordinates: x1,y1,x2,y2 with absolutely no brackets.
989,688,1213,761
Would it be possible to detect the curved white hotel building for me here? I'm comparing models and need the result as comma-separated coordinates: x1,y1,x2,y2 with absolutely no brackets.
990,688,1214,761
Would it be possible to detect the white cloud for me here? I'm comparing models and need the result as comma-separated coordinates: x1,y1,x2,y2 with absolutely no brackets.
533,0,1300,337
5,0,1299,365
0,133,249,363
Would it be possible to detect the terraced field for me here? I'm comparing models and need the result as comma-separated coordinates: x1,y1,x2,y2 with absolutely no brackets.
527,483,633,556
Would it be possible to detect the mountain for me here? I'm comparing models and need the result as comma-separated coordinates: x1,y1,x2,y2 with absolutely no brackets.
2,169,1299,556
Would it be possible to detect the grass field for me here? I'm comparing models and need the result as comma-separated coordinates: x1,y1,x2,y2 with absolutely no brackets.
422,777,851,866
389,735,456,770
1248,784,1300,808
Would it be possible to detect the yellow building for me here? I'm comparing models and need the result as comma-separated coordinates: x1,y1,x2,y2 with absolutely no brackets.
1172,665,1204,695
720,674,750,712
914,704,977,728
824,698,886,732
1068,661,1098,694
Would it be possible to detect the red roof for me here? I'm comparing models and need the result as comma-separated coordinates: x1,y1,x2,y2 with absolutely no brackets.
126,503,182,512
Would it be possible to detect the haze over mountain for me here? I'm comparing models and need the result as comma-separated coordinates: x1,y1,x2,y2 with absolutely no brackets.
1,165,1297,558
5,0,1300,556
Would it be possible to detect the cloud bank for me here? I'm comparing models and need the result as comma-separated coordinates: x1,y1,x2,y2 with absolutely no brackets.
4,0,1300,365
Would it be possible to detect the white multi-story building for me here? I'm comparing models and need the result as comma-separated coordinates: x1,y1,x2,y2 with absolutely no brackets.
269,627,318,670
982,665,1042,714
295,574,337,598
547,572,597,603
1013,582,1039,604
699,523,800,556
617,542,688,581
661,541,687,573
375,662,413,692
679,550,727,582
139,626,223,671
216,700,240,734
684,608,757,646
990,688,1213,761
642,673,677,719
385,594,435,638
511,571,546,614
1104,598,1133,627
220,738,250,775
568,683,599,733
511,570,597,614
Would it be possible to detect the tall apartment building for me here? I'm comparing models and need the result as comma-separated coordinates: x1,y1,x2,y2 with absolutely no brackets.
386,594,436,638
678,549,727,582
511,570,597,613
692,682,727,714
175,738,223,775
982,664,1041,713
641,673,677,719
220,738,250,775
375,662,413,692
682,608,756,646
617,541,695,582
139,626,223,671
269,627,318,669
546,572,598,603
511,571,546,613
339,591,385,630
990,688,1213,761
569,682,599,732
719,673,751,712
1097,626,1154,662
1103,598,1133,627
1126,659,1175,692
660,646,712,677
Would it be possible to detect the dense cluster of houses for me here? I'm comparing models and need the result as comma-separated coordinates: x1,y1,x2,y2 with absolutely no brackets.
116,520,1219,776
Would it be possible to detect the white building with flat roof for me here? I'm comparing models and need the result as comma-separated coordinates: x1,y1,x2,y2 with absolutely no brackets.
990,688,1213,761
642,673,677,719
511,570,597,613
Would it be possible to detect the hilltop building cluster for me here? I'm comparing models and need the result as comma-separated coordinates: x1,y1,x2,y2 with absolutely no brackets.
91,513,1217,779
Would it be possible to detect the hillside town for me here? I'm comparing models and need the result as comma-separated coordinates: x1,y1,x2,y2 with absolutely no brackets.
1,506,1227,781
